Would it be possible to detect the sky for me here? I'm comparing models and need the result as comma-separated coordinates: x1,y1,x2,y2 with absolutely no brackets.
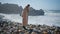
0,0,60,10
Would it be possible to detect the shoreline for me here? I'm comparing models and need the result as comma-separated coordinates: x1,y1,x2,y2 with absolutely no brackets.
0,20,60,34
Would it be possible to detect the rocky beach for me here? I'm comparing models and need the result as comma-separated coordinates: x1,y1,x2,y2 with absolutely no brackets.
0,19,60,34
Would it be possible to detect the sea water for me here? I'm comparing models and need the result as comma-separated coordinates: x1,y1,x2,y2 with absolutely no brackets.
0,12,60,26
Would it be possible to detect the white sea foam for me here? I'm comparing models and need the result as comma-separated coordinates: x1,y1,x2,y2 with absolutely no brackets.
0,12,60,26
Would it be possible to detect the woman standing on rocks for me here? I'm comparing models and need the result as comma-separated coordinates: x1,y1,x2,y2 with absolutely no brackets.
22,4,30,26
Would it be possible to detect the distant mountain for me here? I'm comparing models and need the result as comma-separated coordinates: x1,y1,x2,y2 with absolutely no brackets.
0,3,22,14
49,10,60,13
0,2,44,16
29,7,44,16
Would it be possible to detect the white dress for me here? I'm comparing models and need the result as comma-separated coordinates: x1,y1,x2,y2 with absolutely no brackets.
22,7,29,26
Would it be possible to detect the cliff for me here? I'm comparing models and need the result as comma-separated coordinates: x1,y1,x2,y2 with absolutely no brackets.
0,2,44,16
